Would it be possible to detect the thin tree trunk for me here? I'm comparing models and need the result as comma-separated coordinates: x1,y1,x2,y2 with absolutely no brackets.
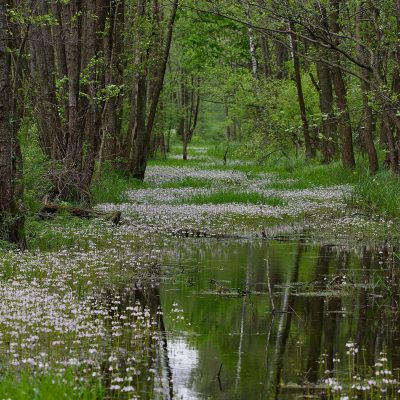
275,38,289,79
356,2,378,174
130,0,149,177
330,0,356,169
80,0,107,192
383,111,398,172
131,0,179,179
290,22,315,159
242,0,259,80
98,0,124,174
259,35,272,79
316,60,336,163
30,0,64,161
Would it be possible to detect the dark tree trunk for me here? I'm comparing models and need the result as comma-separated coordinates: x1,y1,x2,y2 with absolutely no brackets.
316,60,337,163
382,111,398,173
182,78,200,161
80,0,107,192
130,0,179,180
0,2,25,247
275,38,289,79
394,0,400,172
289,22,315,159
98,0,124,172
330,0,356,169
356,3,379,174
129,0,149,178
29,0,108,202
30,0,64,161
259,35,272,79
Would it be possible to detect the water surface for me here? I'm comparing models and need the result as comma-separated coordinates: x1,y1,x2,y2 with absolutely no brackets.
153,238,400,399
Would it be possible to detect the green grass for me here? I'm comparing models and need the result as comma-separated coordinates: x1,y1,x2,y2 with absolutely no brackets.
148,157,203,168
184,190,288,206
350,171,400,218
0,370,104,400
160,177,213,189
91,165,149,204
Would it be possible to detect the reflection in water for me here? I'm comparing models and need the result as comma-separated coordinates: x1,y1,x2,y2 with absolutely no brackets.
167,338,199,399
157,238,400,399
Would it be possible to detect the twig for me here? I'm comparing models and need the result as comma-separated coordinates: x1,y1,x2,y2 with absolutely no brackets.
266,256,276,314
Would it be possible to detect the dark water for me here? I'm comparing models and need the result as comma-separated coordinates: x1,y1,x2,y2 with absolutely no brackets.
153,238,400,399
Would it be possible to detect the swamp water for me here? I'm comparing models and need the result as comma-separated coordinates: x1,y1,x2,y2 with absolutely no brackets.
2,163,399,399
153,237,400,399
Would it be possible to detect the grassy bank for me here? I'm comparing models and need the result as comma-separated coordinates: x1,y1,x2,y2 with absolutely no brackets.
0,370,104,400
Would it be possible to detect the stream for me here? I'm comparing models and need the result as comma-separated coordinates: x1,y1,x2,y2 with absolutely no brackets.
145,237,400,399
1,162,400,399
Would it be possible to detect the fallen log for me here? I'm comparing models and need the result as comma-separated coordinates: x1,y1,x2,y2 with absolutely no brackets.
38,204,122,225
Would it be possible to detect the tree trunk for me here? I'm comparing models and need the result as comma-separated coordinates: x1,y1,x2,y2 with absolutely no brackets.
129,0,149,179
29,0,109,202
290,22,315,159
242,0,258,80
130,0,179,179
394,0,400,171
275,38,289,79
0,2,25,247
30,0,64,161
259,35,272,79
382,111,398,173
356,3,378,174
98,0,124,174
316,60,336,163
330,0,356,169
182,79,200,161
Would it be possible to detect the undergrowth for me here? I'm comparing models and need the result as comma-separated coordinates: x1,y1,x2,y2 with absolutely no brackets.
0,370,104,400
350,171,400,218
91,165,149,204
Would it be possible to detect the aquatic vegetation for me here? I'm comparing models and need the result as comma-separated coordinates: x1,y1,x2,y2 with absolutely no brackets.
183,190,288,206
160,177,213,189
2,155,400,399
321,350,400,399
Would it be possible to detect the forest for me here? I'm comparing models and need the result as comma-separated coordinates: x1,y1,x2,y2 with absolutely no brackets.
1,0,400,399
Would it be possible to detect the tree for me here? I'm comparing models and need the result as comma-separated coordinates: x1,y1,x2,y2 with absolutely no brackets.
128,0,179,180
30,0,111,201
0,1,25,247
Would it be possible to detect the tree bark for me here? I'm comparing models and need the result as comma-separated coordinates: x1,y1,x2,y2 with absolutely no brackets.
330,0,356,169
29,0,109,201
275,38,289,80
0,1,25,247
356,2,379,174
289,22,315,159
98,0,124,173
316,60,337,163
130,0,179,179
